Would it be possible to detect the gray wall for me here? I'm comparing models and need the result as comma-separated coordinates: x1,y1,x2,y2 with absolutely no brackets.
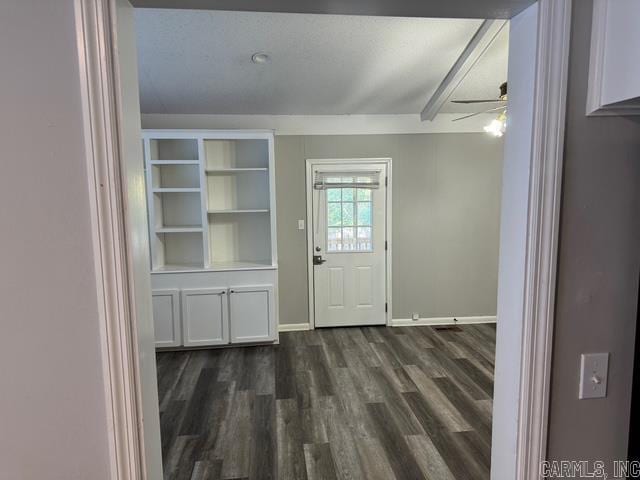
275,134,503,324
0,1,111,478
547,0,640,467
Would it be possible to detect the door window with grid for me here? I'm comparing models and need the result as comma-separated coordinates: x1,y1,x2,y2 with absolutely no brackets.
326,180,373,252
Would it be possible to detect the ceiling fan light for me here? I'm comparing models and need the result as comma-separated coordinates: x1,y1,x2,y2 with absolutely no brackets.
483,118,505,137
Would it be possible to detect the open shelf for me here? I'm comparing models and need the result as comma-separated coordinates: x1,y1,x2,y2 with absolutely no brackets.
209,260,274,270
155,226,203,233
204,139,269,169
148,138,198,161
205,167,268,173
208,209,269,214
152,191,202,228
151,263,208,273
151,163,200,189
152,187,201,193
152,231,204,271
150,260,276,274
208,211,271,265
206,168,269,211
150,160,200,165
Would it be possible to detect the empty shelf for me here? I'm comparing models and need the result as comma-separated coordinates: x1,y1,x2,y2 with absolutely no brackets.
205,168,268,173
208,209,269,214
152,187,201,193
151,263,206,273
155,226,203,233
150,160,200,165
208,260,276,271
150,261,276,274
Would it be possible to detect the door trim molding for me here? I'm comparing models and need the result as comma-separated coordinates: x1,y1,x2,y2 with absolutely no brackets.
515,1,571,478
74,0,146,478
305,158,392,330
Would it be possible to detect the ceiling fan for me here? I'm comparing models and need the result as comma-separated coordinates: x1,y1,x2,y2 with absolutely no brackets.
451,82,508,137
451,82,508,122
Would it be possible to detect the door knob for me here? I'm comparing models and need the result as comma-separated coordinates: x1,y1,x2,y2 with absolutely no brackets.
313,255,327,265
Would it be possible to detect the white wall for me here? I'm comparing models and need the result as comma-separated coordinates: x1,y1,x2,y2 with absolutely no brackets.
490,3,537,479
0,1,111,478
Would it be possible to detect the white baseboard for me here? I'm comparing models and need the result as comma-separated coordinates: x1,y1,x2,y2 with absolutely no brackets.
390,315,496,327
278,322,312,332
279,317,495,331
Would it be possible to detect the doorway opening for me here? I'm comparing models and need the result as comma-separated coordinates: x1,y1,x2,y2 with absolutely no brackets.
75,0,568,478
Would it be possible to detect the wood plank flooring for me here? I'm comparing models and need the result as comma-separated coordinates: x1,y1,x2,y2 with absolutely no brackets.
156,324,496,480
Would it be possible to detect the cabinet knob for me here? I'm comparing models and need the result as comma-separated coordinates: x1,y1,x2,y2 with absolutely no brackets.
229,290,235,294
221,290,226,295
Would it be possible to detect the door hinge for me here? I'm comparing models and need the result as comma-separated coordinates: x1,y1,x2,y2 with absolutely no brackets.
385,302,388,313
385,240,388,251
385,176,388,187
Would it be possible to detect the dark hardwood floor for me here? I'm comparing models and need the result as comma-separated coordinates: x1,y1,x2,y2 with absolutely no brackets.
156,324,496,480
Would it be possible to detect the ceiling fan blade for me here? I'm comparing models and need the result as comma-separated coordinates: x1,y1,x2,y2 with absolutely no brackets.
451,99,508,104
452,105,507,122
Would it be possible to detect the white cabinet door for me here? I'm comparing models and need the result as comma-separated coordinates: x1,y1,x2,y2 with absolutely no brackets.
181,288,229,346
229,285,276,343
152,289,181,347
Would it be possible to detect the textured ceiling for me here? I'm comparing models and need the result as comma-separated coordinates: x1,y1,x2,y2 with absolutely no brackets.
135,9,508,116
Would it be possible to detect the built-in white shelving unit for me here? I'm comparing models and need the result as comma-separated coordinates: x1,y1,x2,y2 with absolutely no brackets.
143,131,276,272
143,130,278,349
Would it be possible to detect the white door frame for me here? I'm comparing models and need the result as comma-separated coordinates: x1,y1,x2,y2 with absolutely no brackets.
305,158,393,330
73,0,571,478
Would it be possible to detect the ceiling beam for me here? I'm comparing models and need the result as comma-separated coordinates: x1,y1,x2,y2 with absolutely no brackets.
420,19,507,122
130,1,533,20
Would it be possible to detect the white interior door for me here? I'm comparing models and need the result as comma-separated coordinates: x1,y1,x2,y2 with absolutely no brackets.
312,162,387,327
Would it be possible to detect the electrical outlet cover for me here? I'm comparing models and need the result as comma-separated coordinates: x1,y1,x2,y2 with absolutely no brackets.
412,313,419,321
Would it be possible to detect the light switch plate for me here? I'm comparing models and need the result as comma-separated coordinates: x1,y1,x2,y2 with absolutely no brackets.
579,353,609,399
298,219,305,230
